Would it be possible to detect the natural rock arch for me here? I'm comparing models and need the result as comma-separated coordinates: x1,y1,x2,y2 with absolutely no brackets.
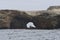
10,15,32,29
10,11,34,29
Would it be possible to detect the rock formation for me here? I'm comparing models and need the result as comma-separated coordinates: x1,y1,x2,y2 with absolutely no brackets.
0,10,33,29
33,11,58,29
0,6,60,29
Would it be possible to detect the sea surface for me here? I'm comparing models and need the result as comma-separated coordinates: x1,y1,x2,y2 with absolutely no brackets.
0,29,60,40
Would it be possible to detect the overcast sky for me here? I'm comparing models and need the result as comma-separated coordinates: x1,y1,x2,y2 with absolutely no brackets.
0,0,60,11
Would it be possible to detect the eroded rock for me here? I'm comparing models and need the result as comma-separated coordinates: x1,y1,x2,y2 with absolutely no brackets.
0,6,60,29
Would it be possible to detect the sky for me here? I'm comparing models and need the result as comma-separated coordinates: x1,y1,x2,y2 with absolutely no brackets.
0,0,60,11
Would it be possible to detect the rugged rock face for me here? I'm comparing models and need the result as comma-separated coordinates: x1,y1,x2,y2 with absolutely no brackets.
33,11,59,29
0,6,60,29
10,12,33,29
0,10,33,29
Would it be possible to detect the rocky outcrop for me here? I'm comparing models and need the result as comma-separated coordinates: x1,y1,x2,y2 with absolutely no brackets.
0,10,33,29
0,6,60,29
33,11,59,29
47,6,60,10
47,6,60,12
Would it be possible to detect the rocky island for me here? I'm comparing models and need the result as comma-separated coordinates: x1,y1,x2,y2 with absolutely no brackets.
0,6,60,29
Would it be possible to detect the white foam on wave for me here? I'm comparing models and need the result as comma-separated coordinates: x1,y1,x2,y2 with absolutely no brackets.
26,22,36,28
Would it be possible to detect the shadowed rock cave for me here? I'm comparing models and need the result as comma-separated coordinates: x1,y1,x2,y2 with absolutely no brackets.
10,15,35,29
10,16,28,29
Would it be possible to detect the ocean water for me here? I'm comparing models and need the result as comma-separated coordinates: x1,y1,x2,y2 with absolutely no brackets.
0,29,60,40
